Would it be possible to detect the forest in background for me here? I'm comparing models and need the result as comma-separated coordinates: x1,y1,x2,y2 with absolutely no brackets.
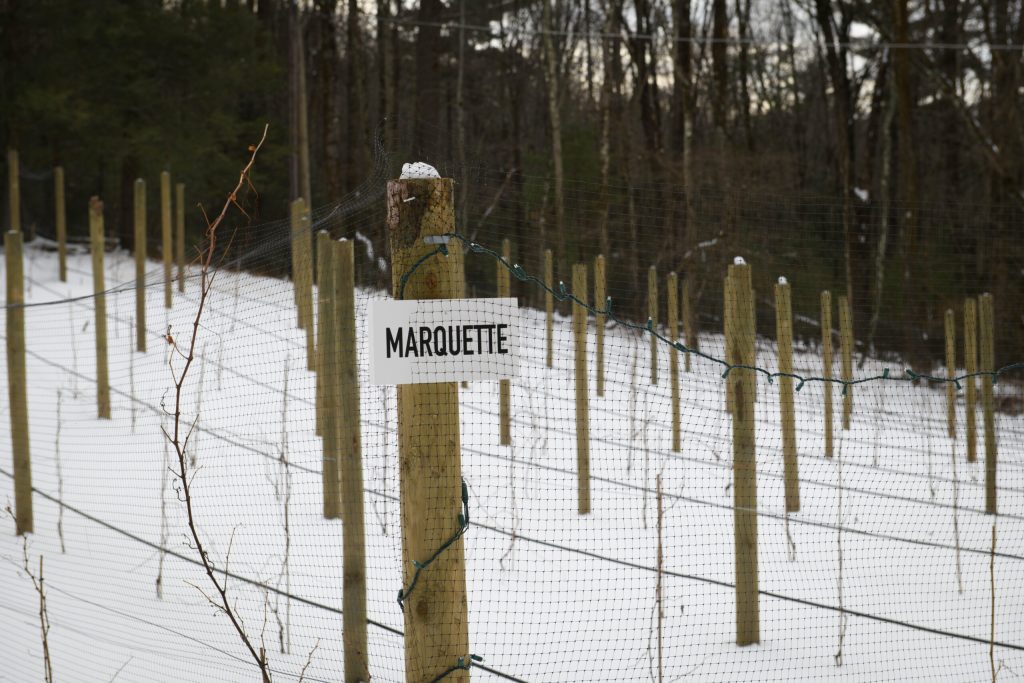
1,0,1022,370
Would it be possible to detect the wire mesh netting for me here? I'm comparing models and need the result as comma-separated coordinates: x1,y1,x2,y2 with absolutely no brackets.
2,141,1023,682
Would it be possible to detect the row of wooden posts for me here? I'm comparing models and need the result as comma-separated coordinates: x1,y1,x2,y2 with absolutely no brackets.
4,169,1006,675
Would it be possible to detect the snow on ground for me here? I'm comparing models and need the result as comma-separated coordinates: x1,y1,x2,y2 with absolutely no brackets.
1,241,1023,682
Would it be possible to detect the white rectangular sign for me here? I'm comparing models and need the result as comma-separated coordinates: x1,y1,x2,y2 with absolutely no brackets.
368,297,520,385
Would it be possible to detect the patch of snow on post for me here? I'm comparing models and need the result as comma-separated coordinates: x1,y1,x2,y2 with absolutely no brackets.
400,162,440,179
778,276,788,285
733,256,746,265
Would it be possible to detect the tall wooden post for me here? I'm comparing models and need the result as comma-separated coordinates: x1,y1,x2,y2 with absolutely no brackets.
55,166,67,282
775,278,799,512
7,149,19,233
175,183,185,293
545,248,554,368
945,309,957,439
335,239,369,682
682,277,694,372
821,291,834,458
573,263,591,515
667,272,680,452
498,238,512,445
724,272,735,413
839,295,853,430
320,237,340,519
299,204,315,370
134,179,146,353
387,177,470,681
315,230,335,470
648,265,658,385
290,199,302,309
89,199,111,419
160,171,172,309
964,298,978,463
979,293,997,514
595,254,606,396
729,261,759,645
5,230,32,534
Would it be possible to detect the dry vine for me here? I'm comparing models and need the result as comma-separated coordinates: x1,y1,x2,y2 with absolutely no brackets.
160,126,273,682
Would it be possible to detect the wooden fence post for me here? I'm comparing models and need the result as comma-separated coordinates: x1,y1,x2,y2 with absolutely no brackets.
387,177,470,681
89,198,111,420
545,248,554,368
683,276,694,372
317,232,337,509
667,271,680,452
7,149,19,233
134,178,146,353
298,203,314,370
55,166,67,282
290,198,304,320
498,238,512,445
5,230,32,534
160,171,172,309
595,254,606,397
335,238,369,682
839,295,853,430
964,298,978,463
821,291,834,458
775,278,799,512
648,265,658,385
175,183,185,293
945,309,957,439
573,263,591,515
729,261,759,646
724,272,735,413
979,293,997,514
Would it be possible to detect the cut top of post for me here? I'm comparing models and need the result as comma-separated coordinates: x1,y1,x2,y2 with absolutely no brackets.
387,178,457,300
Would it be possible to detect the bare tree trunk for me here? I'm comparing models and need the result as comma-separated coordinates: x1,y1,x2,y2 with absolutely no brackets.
867,55,896,361
542,0,567,276
456,0,468,225
377,0,395,146
346,0,369,196
735,0,753,150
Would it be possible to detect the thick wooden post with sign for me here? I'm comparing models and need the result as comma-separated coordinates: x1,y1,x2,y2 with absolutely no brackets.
498,238,512,445
55,166,67,281
134,178,146,353
387,177,470,682
89,198,111,419
160,171,173,309
775,278,799,512
979,293,997,514
729,261,759,646
334,239,369,682
573,263,591,515
6,230,32,534
175,183,185,293
964,298,978,463
595,254,606,396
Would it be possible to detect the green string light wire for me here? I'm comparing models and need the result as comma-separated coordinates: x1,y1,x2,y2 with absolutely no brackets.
397,478,470,612
429,654,485,682
398,232,1024,393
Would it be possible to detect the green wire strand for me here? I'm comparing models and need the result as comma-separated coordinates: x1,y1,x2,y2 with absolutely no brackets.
397,478,470,612
397,232,1024,392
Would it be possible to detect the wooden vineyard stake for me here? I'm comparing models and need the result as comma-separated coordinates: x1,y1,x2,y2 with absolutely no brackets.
55,166,67,282
821,291,834,458
319,232,340,519
160,171,172,309
386,177,470,681
648,265,658,385
683,276,694,372
315,231,333,444
724,271,735,414
134,178,146,353
775,278,799,512
667,271,680,452
728,261,759,646
979,293,997,514
175,183,185,293
945,309,956,439
964,298,978,463
839,295,853,430
298,203,314,370
595,254,606,396
545,248,554,368
334,239,369,682
7,149,19,233
498,238,512,444
5,230,32,534
89,198,111,419
573,263,591,515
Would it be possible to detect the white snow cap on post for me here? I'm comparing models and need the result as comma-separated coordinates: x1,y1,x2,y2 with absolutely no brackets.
400,162,440,179
778,276,788,285
733,256,746,266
